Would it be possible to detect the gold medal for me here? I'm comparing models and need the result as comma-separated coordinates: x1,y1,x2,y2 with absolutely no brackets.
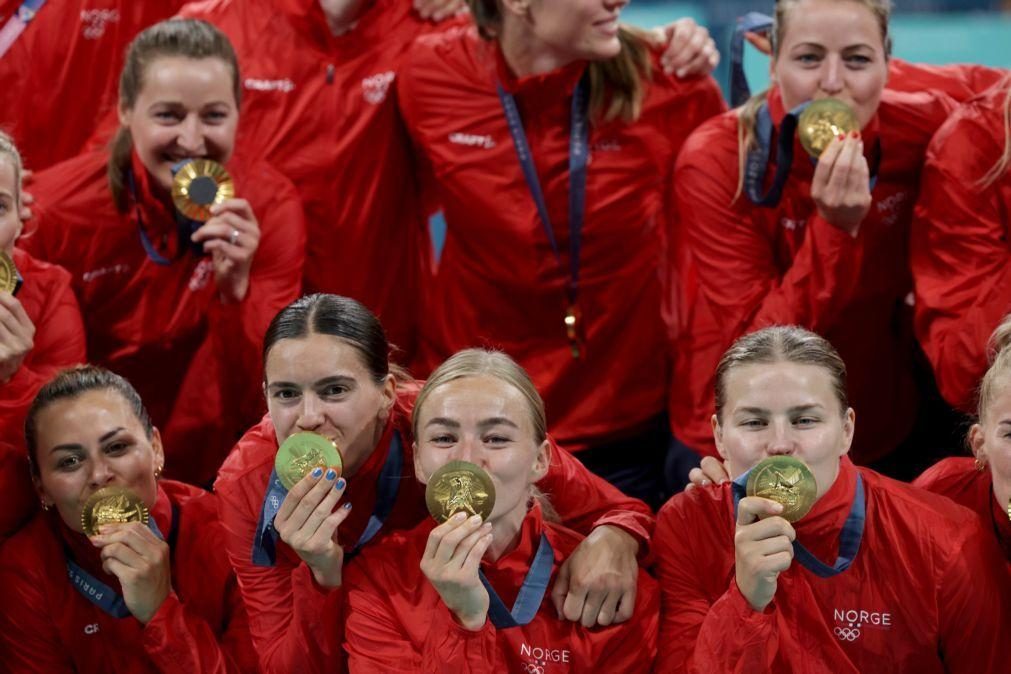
797,98,860,158
171,159,235,222
274,432,343,490
746,456,818,523
0,251,19,294
425,460,496,523
81,486,150,536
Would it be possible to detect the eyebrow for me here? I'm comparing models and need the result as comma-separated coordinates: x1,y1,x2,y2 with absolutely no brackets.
735,404,824,415
267,375,354,390
50,427,125,454
424,417,521,430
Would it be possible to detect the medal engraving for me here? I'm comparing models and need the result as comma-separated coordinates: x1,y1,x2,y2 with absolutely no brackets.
274,432,343,491
746,456,818,523
426,460,496,523
797,98,860,158
171,159,235,222
81,487,150,536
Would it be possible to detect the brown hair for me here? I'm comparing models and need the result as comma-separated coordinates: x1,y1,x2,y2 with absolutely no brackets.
714,325,849,421
977,314,1011,422
979,79,1011,189
25,366,154,474
735,0,893,198
108,18,241,211
466,0,652,124
0,131,22,208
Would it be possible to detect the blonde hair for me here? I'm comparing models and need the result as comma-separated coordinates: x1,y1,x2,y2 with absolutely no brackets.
979,80,1011,189
0,131,23,207
735,0,893,198
977,314,1011,422
466,0,652,124
108,19,241,211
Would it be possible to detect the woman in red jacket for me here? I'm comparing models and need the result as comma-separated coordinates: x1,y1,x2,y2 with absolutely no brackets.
216,293,656,673
670,0,956,468
397,0,725,505
0,365,257,673
344,348,658,672
0,131,86,541
911,75,1011,413
21,19,305,486
654,326,1010,673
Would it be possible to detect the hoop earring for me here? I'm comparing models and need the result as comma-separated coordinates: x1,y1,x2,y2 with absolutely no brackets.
40,500,50,511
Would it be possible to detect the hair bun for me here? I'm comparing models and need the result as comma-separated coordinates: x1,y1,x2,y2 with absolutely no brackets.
987,314,1011,364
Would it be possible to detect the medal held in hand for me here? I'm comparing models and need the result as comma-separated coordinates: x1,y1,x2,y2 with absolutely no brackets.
426,460,496,523
274,432,343,491
81,486,150,536
0,250,21,294
797,98,860,158
171,159,235,222
746,456,818,523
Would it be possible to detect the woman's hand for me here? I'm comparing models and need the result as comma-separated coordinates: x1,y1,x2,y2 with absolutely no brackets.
811,134,872,237
420,512,493,631
413,0,466,21
91,521,172,624
274,467,352,589
0,292,34,383
685,456,731,491
734,496,796,612
650,17,720,78
551,524,639,628
191,198,261,303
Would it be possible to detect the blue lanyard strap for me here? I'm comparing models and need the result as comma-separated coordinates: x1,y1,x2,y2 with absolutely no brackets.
252,431,405,567
732,469,866,578
64,514,168,619
126,162,205,265
729,12,774,107
496,75,589,355
479,532,554,629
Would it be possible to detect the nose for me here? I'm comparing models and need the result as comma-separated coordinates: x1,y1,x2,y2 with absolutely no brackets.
765,420,797,456
450,435,481,465
88,453,116,489
605,0,628,10
176,115,206,155
296,394,324,431
819,55,845,96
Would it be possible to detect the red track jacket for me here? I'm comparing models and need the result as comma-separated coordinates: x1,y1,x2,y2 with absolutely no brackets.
215,385,656,673
911,77,1011,411
0,0,184,170
914,455,1011,564
344,502,659,673
669,87,956,463
177,0,459,358
653,458,1011,673
0,480,258,673
886,59,1006,101
0,247,85,539
22,149,305,485
397,27,725,450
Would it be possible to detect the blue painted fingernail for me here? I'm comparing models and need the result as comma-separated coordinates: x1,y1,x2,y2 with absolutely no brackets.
343,502,353,510
325,469,337,481
335,477,346,489
311,467,323,478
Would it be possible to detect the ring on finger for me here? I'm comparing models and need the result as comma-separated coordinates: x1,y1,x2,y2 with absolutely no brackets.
229,228,240,246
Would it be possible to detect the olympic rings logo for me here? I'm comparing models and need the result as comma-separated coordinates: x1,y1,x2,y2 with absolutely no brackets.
834,626,861,642
522,664,545,674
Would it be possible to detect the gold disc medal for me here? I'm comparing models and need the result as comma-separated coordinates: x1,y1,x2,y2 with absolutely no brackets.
0,251,20,294
274,432,343,491
797,98,860,158
746,456,818,523
171,159,235,222
426,460,496,523
81,486,150,536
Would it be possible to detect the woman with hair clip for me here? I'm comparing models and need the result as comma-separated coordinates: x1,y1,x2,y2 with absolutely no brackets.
654,326,1010,673
669,0,958,469
0,132,86,541
215,293,656,673
0,366,257,673
911,75,1011,413
343,348,658,672
396,0,725,506
20,19,305,486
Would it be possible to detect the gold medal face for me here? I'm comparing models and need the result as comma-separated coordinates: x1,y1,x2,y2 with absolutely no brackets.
274,432,343,491
746,456,818,523
426,460,496,523
81,486,150,536
170,159,235,222
0,251,18,294
797,98,860,158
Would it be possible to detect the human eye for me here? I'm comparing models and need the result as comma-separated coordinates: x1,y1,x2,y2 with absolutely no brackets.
56,453,83,472
203,109,229,123
428,432,456,446
739,418,767,429
845,54,872,67
321,383,349,398
793,416,821,428
483,433,512,447
105,440,131,455
272,387,300,402
795,52,821,66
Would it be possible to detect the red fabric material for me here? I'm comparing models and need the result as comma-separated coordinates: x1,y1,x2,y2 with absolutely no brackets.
0,0,185,170
0,480,257,673
653,458,1011,673
397,27,726,450
21,148,305,485
914,455,1011,565
669,87,957,462
886,59,1007,101
343,502,658,673
911,77,1011,411
0,247,86,539
177,0,460,359
214,385,655,673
